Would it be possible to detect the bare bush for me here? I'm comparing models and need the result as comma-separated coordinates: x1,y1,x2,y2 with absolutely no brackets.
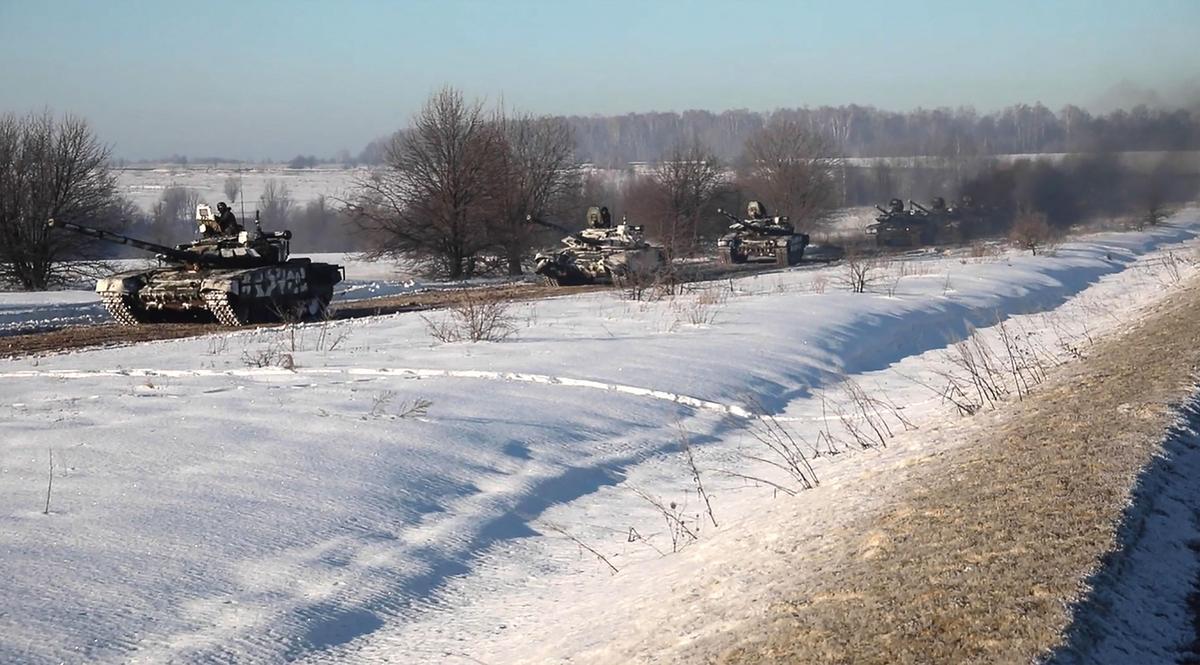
925,317,1061,416
241,343,294,370
1010,213,1055,255
368,391,432,420
632,488,700,553
422,288,517,342
841,249,888,293
726,401,819,495
672,284,727,326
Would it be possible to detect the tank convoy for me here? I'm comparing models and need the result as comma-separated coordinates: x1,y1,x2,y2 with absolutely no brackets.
716,201,810,266
47,204,344,326
534,206,667,286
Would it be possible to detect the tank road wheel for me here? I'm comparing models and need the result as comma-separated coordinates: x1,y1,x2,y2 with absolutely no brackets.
203,291,252,326
100,292,142,326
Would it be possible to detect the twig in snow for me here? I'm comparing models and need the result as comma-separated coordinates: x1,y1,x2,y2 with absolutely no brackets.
543,522,619,574
43,448,53,515
678,427,718,527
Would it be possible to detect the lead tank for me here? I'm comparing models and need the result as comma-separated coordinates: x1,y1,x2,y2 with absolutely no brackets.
47,205,344,326
534,206,666,286
716,201,809,266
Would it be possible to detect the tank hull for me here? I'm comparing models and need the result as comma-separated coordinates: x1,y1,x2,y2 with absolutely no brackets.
718,233,809,266
97,259,343,326
534,246,666,286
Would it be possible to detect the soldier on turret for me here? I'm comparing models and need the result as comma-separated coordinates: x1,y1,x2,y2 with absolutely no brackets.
586,206,613,229
214,202,242,236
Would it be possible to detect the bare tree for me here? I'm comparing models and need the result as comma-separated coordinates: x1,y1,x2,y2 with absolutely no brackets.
223,175,242,204
649,140,724,257
488,112,578,275
148,185,200,245
259,178,293,226
347,87,499,279
739,119,841,231
0,111,123,289
291,195,357,251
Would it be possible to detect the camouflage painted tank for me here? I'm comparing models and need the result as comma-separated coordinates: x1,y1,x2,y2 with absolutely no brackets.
716,201,809,266
47,206,343,326
534,206,667,286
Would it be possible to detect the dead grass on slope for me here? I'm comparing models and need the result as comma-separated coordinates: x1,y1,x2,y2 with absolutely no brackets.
714,280,1200,664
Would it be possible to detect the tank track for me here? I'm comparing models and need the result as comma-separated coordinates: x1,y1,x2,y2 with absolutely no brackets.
100,292,142,326
202,291,248,326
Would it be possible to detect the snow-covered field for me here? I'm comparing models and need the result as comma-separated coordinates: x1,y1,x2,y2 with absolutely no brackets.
2,213,1199,663
117,168,360,214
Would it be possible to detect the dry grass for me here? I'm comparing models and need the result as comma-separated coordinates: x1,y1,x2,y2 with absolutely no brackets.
713,278,1200,664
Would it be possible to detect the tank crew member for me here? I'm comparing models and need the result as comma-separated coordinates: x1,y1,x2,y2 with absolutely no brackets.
215,202,242,235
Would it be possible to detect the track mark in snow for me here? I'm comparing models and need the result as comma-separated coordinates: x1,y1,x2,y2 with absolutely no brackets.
0,366,762,419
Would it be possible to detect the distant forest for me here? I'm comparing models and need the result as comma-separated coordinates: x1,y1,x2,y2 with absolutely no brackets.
357,103,1200,167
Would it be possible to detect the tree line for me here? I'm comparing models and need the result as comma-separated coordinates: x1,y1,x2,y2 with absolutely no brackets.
357,103,1200,168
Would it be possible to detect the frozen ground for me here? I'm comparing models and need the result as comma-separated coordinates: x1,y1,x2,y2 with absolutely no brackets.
1,213,1199,663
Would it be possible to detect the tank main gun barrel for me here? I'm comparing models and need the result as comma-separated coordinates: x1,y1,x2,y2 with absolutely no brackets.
47,219,210,264
715,208,741,225
875,205,890,215
909,200,931,214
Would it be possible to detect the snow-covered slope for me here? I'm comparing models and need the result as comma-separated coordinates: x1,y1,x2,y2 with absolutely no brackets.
1,214,1198,663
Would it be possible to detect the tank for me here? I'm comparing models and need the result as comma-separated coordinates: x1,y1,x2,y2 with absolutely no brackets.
533,206,667,286
948,195,1009,239
715,201,809,266
867,198,961,248
912,197,963,245
46,206,344,326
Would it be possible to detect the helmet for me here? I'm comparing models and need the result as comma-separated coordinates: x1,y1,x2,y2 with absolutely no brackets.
217,201,228,211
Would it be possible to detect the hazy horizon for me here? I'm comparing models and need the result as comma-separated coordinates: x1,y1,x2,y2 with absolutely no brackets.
2,0,1198,161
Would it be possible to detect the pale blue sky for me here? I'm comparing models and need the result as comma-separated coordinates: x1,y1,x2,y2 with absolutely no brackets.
1,0,1196,160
